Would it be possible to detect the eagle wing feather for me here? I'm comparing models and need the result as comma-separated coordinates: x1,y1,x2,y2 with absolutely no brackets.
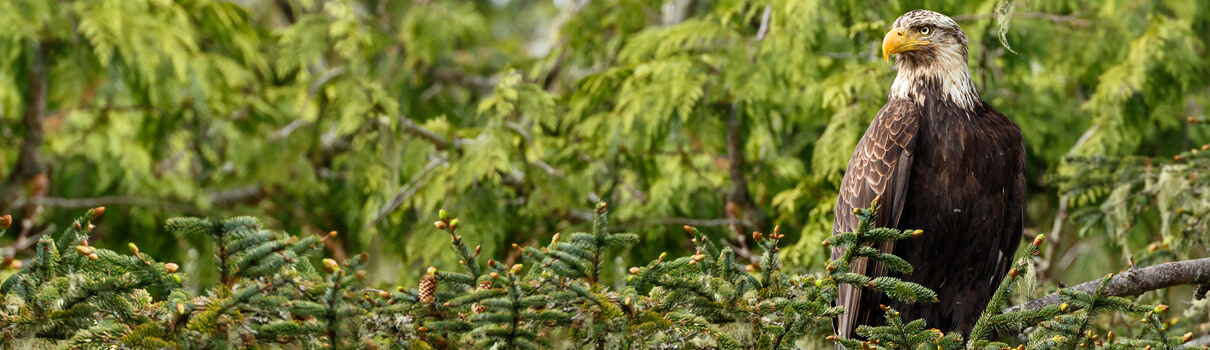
831,99,920,342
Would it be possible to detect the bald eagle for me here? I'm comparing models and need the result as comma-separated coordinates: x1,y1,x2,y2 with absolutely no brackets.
831,9,1026,343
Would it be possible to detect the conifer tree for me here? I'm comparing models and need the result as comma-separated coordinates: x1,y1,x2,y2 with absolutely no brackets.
2,201,1209,349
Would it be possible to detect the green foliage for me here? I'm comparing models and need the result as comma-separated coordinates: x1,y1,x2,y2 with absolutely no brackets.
0,0,1191,285
4,203,1203,349
0,0,1208,348
824,201,937,305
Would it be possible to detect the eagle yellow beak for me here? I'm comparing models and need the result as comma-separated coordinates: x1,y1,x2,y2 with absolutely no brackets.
883,28,929,62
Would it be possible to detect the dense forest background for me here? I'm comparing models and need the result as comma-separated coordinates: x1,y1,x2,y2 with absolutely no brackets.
0,0,1207,327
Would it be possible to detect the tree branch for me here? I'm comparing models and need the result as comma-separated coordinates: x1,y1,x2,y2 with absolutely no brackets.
1,42,51,215
1188,334,1210,348
367,158,446,227
1005,257,1210,313
756,5,772,41
951,12,1090,26
8,184,266,212
724,104,766,233
400,117,464,150
611,217,750,232
0,225,54,259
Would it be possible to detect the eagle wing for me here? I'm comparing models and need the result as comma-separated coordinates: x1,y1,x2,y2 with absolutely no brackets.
831,99,920,341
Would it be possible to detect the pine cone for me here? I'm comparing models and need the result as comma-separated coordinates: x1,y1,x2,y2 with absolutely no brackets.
472,280,491,313
419,274,437,304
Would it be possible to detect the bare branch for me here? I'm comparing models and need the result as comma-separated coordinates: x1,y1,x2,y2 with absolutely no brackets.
0,42,50,216
756,5,772,41
951,12,1090,26
9,184,266,212
400,117,464,150
12,196,185,210
611,217,750,232
367,158,447,227
207,184,266,204
0,225,54,259
724,104,766,233
1005,257,1210,313
271,66,346,141
1188,334,1210,348
505,122,562,177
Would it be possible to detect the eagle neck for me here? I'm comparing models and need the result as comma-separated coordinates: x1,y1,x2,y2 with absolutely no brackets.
889,51,980,112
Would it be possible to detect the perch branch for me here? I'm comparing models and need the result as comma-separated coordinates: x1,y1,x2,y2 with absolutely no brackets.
1005,257,1210,313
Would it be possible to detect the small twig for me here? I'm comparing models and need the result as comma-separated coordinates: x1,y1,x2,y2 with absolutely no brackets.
9,184,266,212
610,217,750,232
400,117,464,150
756,5,772,41
0,225,54,258
951,12,1090,26
1187,334,1210,348
367,159,447,227
1004,257,1210,313
505,122,562,177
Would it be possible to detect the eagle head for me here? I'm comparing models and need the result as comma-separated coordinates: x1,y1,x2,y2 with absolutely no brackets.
883,10,979,111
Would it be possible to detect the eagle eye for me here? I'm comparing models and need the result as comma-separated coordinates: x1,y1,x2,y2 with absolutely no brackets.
919,26,931,36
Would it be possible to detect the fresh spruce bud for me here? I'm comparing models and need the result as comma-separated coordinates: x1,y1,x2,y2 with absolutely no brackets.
449,218,460,230
323,259,339,273
434,221,447,230
165,263,179,273
439,209,449,221
92,206,105,219
76,245,91,256
0,215,11,230
128,243,139,254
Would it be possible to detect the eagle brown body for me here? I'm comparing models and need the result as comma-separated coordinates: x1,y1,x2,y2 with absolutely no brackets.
831,10,1026,344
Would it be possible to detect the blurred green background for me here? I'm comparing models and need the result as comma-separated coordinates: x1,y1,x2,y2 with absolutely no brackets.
0,0,1206,307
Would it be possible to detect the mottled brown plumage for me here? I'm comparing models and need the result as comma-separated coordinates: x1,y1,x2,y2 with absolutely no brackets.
832,9,1026,345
